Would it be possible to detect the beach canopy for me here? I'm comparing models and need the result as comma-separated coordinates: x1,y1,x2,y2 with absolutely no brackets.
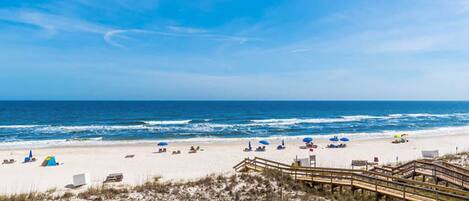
41,156,57,167
157,142,168,146
340,137,350,142
259,140,270,145
303,137,313,143
329,137,339,142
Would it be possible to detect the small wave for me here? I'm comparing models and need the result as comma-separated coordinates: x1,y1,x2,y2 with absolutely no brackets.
66,137,103,141
0,125,41,129
404,113,451,118
143,120,191,125
250,116,378,126
35,125,147,133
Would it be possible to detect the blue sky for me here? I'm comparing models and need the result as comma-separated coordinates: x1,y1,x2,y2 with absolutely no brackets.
1,0,469,100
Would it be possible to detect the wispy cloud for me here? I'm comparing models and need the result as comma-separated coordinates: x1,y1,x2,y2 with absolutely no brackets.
166,25,207,34
103,29,257,47
0,9,257,48
0,9,107,36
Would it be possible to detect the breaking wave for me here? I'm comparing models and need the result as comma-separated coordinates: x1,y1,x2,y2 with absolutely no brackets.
142,120,192,125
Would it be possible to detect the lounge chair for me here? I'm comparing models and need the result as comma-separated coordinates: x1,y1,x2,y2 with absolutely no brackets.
104,173,123,183
327,144,338,148
3,159,16,164
172,150,181,154
243,147,252,152
189,146,197,153
255,146,266,152
277,145,285,150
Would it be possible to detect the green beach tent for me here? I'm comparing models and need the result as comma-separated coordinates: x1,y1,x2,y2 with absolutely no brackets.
41,156,58,167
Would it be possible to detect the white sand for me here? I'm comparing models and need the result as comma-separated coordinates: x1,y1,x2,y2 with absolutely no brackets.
0,132,468,195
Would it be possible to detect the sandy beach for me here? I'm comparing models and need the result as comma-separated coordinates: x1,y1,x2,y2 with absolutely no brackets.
0,131,467,195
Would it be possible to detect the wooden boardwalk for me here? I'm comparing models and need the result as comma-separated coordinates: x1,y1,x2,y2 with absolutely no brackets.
370,159,469,189
234,157,469,201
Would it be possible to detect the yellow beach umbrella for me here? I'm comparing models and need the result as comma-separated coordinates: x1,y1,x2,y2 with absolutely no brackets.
393,134,401,138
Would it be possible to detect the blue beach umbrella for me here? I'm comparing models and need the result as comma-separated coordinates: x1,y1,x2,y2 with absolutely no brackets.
303,137,313,143
340,137,350,142
259,140,270,145
329,137,339,142
157,142,168,146
29,150,33,158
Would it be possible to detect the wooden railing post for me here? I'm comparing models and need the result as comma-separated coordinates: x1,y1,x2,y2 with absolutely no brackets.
403,186,406,199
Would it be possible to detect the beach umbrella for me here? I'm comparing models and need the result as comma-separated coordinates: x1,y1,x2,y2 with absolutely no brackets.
248,141,252,149
302,137,313,143
259,140,270,145
282,139,285,146
29,150,33,158
157,142,168,146
329,137,339,142
340,137,350,142
394,134,401,138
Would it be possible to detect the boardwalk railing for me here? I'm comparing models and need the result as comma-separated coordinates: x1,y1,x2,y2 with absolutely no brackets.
234,157,469,201
370,159,469,189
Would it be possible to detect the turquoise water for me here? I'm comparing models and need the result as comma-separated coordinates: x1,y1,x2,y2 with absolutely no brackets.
0,101,469,144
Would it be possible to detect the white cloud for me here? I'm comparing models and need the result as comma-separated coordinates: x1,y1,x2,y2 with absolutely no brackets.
103,29,256,47
0,9,107,36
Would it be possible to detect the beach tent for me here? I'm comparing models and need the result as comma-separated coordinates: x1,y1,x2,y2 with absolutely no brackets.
41,156,57,167
303,137,313,143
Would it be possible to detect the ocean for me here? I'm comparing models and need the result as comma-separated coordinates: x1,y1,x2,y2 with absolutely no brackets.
1,101,469,147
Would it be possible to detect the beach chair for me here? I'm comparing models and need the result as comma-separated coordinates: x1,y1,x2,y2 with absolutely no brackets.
243,147,252,152
172,150,181,154
277,145,285,150
189,146,197,153
326,144,338,148
2,159,8,164
104,173,123,183
124,155,134,158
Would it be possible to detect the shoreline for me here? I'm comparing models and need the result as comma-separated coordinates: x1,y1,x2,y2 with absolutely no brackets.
1,125,469,150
